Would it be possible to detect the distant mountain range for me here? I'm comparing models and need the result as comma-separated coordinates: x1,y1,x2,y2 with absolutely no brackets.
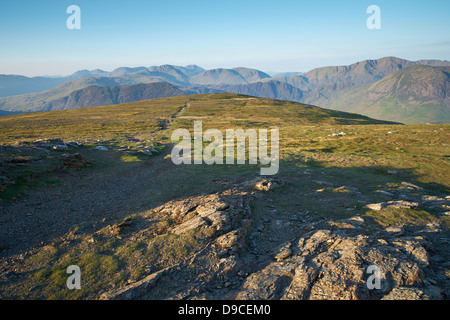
272,57,450,123
325,65,450,124
0,64,205,98
190,67,271,85
1,57,449,123
0,75,66,98
45,82,185,111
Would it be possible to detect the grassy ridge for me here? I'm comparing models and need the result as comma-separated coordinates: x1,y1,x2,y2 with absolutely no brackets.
1,93,448,190
0,97,184,144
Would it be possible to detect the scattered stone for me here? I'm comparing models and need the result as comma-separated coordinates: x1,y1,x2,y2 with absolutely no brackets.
141,146,157,155
253,178,283,192
381,287,431,300
300,169,312,176
101,267,168,300
274,247,292,262
365,203,383,211
216,230,240,251
52,144,69,151
365,200,419,211
422,195,446,202
139,149,152,156
375,190,394,197
34,138,65,146
19,138,73,151
401,182,423,190
347,216,364,224
333,186,360,194
60,153,90,169
93,146,108,151
328,132,346,137
67,141,83,147
385,226,404,234
313,180,334,186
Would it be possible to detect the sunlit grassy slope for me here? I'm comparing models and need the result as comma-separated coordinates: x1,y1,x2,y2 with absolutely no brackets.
1,93,448,190
1,93,449,299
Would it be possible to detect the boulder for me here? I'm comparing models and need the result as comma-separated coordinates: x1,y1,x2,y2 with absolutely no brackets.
365,200,419,211
60,153,90,169
253,178,283,192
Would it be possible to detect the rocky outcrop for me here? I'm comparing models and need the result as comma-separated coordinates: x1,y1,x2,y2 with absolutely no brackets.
365,200,420,211
235,224,440,300
101,177,447,301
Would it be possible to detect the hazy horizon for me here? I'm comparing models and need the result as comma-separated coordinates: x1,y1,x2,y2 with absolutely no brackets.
3,55,450,79
1,0,450,77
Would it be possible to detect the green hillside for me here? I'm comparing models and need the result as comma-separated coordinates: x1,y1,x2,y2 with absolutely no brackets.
328,65,450,124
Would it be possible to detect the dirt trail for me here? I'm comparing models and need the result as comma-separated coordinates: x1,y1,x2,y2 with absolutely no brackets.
0,102,194,258
172,102,190,119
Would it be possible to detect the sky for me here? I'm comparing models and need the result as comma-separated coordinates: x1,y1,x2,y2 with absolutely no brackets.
0,0,449,77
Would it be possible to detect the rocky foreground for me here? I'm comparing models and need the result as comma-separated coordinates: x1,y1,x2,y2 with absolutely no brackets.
99,178,449,300
0,137,449,300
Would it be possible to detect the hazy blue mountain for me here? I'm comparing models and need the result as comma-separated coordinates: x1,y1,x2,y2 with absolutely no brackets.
0,77,134,112
0,75,67,97
216,80,305,101
190,68,249,85
44,82,185,111
231,67,272,83
1,57,449,123
146,65,191,84
180,80,307,103
109,67,149,77
66,69,110,80
166,64,205,78
270,72,303,78
190,67,272,85
0,110,23,117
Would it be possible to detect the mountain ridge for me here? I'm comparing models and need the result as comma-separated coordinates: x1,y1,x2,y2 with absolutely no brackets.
325,65,450,123
1,57,450,123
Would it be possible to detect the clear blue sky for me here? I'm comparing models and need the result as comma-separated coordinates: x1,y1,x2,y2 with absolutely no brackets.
0,0,449,76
